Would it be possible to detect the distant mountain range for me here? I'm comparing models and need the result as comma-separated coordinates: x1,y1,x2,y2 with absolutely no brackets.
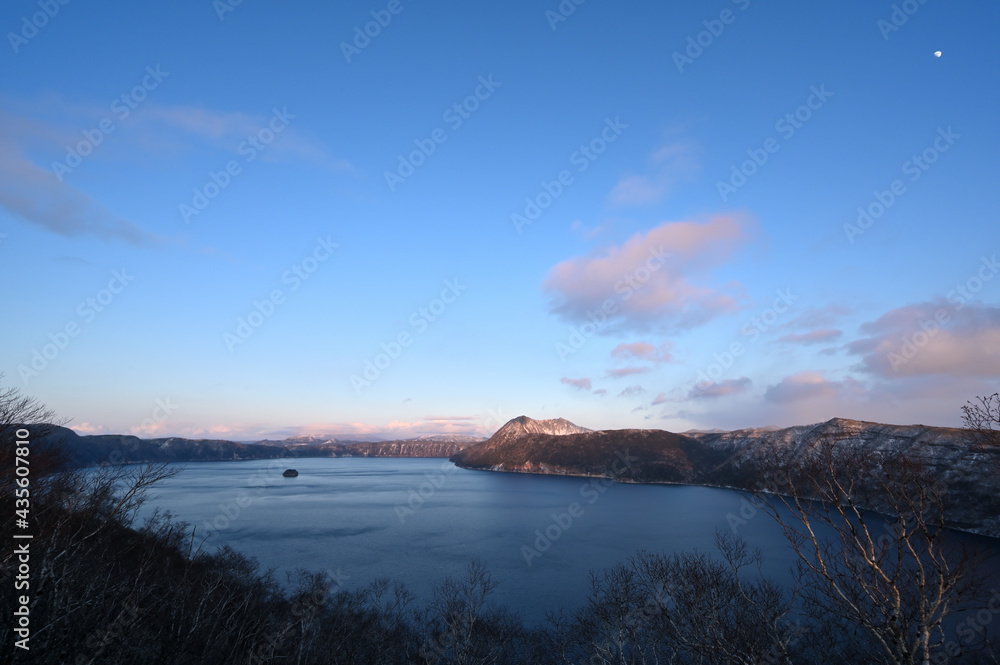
253,433,485,446
43,426,483,465
451,415,1000,538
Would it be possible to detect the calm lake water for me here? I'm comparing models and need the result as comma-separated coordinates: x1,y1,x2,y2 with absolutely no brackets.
135,457,999,626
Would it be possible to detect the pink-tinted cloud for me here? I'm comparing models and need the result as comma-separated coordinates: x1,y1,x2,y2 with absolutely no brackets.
847,301,1000,378
775,329,843,345
764,371,862,404
689,377,752,399
544,216,750,332
128,418,177,437
70,412,511,441
171,417,487,441
561,377,593,391
593,388,607,396
651,392,669,405
606,366,650,378
611,341,674,363
71,422,107,435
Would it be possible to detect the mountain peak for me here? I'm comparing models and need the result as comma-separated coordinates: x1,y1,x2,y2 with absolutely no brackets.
496,416,591,439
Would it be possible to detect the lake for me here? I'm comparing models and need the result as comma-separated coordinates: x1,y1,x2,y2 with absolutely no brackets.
135,457,998,626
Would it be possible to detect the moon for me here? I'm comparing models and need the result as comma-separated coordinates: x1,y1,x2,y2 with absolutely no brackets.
934,51,942,57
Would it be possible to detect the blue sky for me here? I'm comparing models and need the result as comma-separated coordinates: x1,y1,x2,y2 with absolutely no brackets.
2,0,998,440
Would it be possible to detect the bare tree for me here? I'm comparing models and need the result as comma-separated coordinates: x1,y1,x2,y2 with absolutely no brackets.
0,372,62,440
644,534,802,665
415,558,524,665
751,434,993,665
0,373,68,493
564,533,802,665
962,393,1000,455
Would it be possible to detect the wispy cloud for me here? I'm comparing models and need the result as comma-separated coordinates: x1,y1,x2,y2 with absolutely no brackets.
570,219,605,240
0,133,162,244
611,341,674,363
619,385,645,398
561,377,593,391
109,414,498,441
608,141,698,206
784,304,852,330
847,301,1000,379
0,97,351,243
141,104,352,169
689,377,752,399
607,366,651,378
71,422,106,434
775,329,843,345
544,215,751,333
764,371,862,404
11,95,350,168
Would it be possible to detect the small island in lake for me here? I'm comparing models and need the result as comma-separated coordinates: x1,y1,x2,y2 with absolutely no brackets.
282,469,298,477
